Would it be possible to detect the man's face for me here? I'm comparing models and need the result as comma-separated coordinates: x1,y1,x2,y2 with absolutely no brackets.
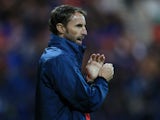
63,12,87,45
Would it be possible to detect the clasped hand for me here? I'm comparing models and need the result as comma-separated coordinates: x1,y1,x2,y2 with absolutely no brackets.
85,53,114,82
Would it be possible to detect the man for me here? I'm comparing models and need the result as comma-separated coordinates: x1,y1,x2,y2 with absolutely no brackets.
35,5,114,120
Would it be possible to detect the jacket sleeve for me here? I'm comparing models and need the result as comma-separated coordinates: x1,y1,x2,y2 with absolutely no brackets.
45,55,109,112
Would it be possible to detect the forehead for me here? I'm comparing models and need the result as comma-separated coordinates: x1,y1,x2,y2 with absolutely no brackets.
69,12,86,23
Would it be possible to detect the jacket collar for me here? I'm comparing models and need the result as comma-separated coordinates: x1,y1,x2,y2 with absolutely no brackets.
48,34,86,56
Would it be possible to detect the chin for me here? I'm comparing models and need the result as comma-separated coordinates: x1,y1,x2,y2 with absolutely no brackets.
76,41,82,45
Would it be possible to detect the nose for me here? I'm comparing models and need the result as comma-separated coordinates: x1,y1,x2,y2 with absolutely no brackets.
82,27,87,35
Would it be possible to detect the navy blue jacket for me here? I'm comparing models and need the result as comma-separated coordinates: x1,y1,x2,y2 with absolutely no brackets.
35,34,109,120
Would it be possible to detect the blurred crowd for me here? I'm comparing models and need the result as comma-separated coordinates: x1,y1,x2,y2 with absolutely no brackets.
0,0,160,120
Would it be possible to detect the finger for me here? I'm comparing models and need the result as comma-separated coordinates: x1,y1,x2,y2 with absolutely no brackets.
95,53,100,62
88,54,95,63
91,53,96,61
104,63,113,67
103,63,113,71
99,54,105,64
97,54,103,63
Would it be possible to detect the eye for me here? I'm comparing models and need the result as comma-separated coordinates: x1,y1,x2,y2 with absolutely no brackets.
76,24,83,28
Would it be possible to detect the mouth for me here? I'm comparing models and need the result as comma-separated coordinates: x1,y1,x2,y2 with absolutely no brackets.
76,38,83,44
76,36,85,44
77,36,84,41
77,38,82,42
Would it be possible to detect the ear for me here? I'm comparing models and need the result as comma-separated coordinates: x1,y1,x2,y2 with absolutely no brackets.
56,23,66,34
